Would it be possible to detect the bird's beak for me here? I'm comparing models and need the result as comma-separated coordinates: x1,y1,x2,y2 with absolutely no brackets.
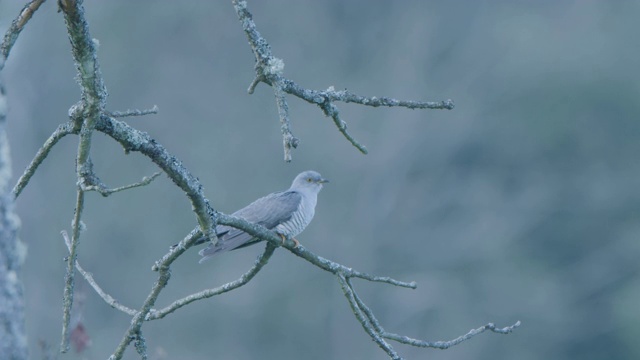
319,178,329,184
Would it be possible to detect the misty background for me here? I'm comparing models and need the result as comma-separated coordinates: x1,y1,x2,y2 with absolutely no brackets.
2,1,639,359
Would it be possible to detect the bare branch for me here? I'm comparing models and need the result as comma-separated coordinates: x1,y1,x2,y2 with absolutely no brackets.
0,0,47,70
108,234,275,358
339,275,402,359
108,260,170,360
232,0,453,161
148,242,276,320
152,229,201,271
319,98,368,154
82,172,161,197
323,87,455,110
204,213,519,358
96,115,218,243
60,190,85,353
106,105,159,118
57,0,109,351
12,121,78,199
215,213,417,288
247,73,263,94
273,82,299,162
383,321,522,349
133,331,148,360
62,231,137,316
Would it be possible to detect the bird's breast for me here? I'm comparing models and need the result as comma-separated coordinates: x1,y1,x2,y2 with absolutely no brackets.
275,194,316,237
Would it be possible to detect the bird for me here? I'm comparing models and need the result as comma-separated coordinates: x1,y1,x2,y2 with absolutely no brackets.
197,170,328,263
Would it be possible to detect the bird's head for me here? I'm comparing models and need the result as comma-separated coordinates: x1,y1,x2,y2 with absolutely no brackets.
290,170,329,193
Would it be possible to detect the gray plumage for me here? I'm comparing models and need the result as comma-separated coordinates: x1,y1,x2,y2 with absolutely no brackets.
198,170,328,262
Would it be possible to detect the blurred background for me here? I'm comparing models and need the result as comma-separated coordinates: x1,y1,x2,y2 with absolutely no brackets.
2,1,639,359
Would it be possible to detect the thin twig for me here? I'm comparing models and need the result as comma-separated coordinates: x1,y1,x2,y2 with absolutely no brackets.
152,228,201,271
247,74,263,94
338,275,402,360
280,79,455,110
82,172,161,197
383,321,522,349
0,0,47,70
106,105,158,118
349,280,385,333
61,231,137,316
273,82,299,162
324,88,455,110
148,242,276,320
108,262,170,360
12,122,78,199
319,99,368,154
60,190,85,353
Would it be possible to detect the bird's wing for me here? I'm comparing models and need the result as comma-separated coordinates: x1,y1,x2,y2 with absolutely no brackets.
199,191,302,261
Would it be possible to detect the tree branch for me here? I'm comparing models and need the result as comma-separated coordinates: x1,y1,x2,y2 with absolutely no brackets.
61,231,137,316
96,115,218,243
232,0,454,161
198,213,518,359
0,0,47,71
108,262,170,360
106,105,158,118
60,189,84,352
147,242,276,320
382,321,522,349
348,275,521,351
81,172,161,197
339,275,402,360
12,121,78,199
58,0,107,351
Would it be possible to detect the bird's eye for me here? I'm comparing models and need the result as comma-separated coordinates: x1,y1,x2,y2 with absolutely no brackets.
307,178,312,182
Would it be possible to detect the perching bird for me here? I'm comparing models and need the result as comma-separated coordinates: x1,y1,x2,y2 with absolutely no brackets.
198,170,328,262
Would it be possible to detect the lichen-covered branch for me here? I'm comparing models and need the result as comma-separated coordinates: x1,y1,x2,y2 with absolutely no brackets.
61,231,137,316
108,261,170,360
95,115,218,242
58,0,107,351
82,172,161,197
12,122,78,199
106,105,158,118
273,81,299,162
345,275,520,356
232,0,454,161
60,190,85,353
382,321,521,349
147,242,276,320
339,275,402,359
0,0,47,71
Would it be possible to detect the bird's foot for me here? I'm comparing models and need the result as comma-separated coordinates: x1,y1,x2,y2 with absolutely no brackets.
278,234,300,248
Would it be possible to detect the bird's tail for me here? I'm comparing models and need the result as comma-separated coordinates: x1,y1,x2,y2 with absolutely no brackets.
198,242,235,263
